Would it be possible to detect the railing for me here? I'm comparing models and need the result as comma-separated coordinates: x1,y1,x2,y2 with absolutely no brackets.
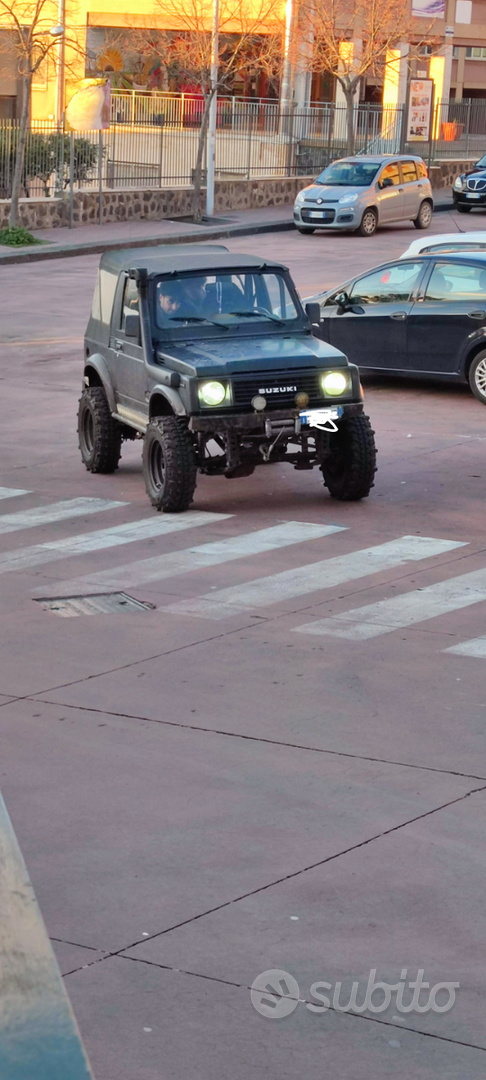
1,98,484,202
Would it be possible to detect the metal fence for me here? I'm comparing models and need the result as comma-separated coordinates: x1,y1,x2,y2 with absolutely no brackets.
2,97,486,204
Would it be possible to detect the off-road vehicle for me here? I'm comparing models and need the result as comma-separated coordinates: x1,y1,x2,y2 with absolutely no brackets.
78,245,377,511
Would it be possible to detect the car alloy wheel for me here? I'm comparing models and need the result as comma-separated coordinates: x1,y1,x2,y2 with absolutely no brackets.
358,208,378,237
414,201,432,230
469,351,486,404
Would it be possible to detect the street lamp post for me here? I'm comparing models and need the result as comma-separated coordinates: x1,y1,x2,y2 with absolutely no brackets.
206,0,219,218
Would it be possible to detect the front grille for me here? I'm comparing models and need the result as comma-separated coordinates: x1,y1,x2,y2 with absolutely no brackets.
233,369,321,410
467,178,486,191
301,208,335,223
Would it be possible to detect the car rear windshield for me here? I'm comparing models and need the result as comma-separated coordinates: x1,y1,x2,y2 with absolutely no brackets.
154,271,300,329
315,161,380,187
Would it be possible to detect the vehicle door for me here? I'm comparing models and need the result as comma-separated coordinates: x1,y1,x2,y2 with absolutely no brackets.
400,159,421,218
375,161,404,223
407,259,486,373
109,274,148,423
320,261,426,370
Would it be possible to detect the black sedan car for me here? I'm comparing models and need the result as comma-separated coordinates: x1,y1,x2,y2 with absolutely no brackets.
306,251,486,403
453,153,486,211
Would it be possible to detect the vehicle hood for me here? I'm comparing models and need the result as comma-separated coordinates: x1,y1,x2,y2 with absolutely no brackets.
462,166,486,180
297,182,366,204
158,334,348,377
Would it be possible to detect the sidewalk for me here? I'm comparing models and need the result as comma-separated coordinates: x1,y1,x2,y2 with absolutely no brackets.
0,205,294,266
0,191,456,267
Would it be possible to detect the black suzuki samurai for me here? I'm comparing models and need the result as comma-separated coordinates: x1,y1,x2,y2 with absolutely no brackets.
78,245,377,511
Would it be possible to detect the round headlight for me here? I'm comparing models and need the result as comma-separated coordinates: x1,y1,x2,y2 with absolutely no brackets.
321,371,348,396
199,380,226,406
251,394,267,411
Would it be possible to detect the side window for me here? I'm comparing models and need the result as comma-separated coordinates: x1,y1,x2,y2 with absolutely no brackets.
99,269,118,325
401,160,418,184
261,273,298,319
425,261,486,301
416,160,428,179
120,276,139,331
379,162,400,186
349,262,424,305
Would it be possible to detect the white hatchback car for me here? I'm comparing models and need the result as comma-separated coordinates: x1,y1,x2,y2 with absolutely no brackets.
400,231,486,258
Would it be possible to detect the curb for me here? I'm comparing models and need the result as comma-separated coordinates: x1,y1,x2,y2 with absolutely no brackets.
0,217,295,266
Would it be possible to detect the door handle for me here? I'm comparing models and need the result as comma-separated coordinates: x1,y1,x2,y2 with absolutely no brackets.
389,311,407,320
467,311,486,320
114,339,124,350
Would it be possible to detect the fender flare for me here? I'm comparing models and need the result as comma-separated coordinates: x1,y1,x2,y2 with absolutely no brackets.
83,354,116,414
149,385,186,417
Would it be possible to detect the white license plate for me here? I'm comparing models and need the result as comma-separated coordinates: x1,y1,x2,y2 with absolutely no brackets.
466,193,482,199
300,407,343,425
309,210,327,218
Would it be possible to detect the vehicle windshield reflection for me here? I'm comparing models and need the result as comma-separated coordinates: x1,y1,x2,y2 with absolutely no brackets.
315,162,379,187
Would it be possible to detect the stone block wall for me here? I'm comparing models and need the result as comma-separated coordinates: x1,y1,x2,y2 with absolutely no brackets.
0,164,473,231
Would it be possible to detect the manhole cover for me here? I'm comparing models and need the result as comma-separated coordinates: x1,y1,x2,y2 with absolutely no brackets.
35,592,154,617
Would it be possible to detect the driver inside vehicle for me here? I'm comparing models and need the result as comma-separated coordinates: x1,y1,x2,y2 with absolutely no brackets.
157,277,209,321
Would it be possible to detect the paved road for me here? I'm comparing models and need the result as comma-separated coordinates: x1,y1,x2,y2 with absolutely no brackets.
1,217,486,1078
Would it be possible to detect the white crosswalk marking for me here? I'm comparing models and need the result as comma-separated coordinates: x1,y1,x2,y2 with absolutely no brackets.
0,487,31,501
4,512,231,578
295,564,486,641
162,535,465,620
33,521,344,595
444,636,486,658
0,498,126,537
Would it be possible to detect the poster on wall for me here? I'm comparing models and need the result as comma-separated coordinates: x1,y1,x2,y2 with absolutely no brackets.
406,79,434,141
412,0,445,15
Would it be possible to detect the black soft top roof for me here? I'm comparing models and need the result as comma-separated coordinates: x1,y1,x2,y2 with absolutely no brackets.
99,245,287,277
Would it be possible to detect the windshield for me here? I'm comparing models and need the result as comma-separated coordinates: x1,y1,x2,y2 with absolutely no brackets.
154,271,300,329
315,161,379,187
476,154,486,168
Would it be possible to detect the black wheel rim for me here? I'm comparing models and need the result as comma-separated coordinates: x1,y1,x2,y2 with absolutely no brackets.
150,439,165,492
82,408,94,455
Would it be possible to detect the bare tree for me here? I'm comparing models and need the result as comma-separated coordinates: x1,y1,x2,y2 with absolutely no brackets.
0,0,83,226
133,0,284,220
302,0,438,153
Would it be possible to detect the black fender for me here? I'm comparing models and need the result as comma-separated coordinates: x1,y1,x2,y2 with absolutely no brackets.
83,354,116,413
459,329,486,378
149,385,186,418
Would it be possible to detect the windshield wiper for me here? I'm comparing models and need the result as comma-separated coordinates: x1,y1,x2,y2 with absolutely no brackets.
229,309,285,325
168,315,228,329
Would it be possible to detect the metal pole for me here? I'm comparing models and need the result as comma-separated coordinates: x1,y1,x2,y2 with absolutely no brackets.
246,109,252,179
465,97,471,156
69,129,74,228
206,0,219,218
98,129,103,226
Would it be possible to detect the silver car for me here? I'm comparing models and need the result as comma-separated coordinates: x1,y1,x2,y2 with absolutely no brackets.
293,155,433,237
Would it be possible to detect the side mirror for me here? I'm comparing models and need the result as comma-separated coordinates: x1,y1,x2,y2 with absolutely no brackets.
305,301,321,326
380,176,394,189
335,291,349,309
124,313,141,339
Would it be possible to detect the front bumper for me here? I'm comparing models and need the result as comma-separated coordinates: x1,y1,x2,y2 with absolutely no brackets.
189,401,363,433
453,191,486,207
294,205,358,229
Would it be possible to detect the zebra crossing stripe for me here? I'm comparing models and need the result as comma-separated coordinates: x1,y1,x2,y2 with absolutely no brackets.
4,512,231,578
0,498,126,537
34,521,344,595
444,636,486,658
162,535,466,620
0,487,31,501
295,564,486,641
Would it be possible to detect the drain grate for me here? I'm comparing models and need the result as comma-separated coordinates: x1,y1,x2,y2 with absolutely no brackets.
35,592,154,618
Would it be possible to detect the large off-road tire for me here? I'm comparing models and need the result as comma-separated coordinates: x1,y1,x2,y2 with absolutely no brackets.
357,208,378,237
457,203,471,213
321,415,377,500
297,226,316,234
77,386,122,474
143,416,197,512
468,350,486,404
413,199,433,230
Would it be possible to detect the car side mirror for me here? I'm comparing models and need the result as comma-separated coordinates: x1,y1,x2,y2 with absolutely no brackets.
305,302,321,326
124,313,140,339
380,177,393,189
335,291,349,310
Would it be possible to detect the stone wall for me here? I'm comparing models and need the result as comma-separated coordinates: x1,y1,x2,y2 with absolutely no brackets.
0,176,315,231
0,163,472,231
